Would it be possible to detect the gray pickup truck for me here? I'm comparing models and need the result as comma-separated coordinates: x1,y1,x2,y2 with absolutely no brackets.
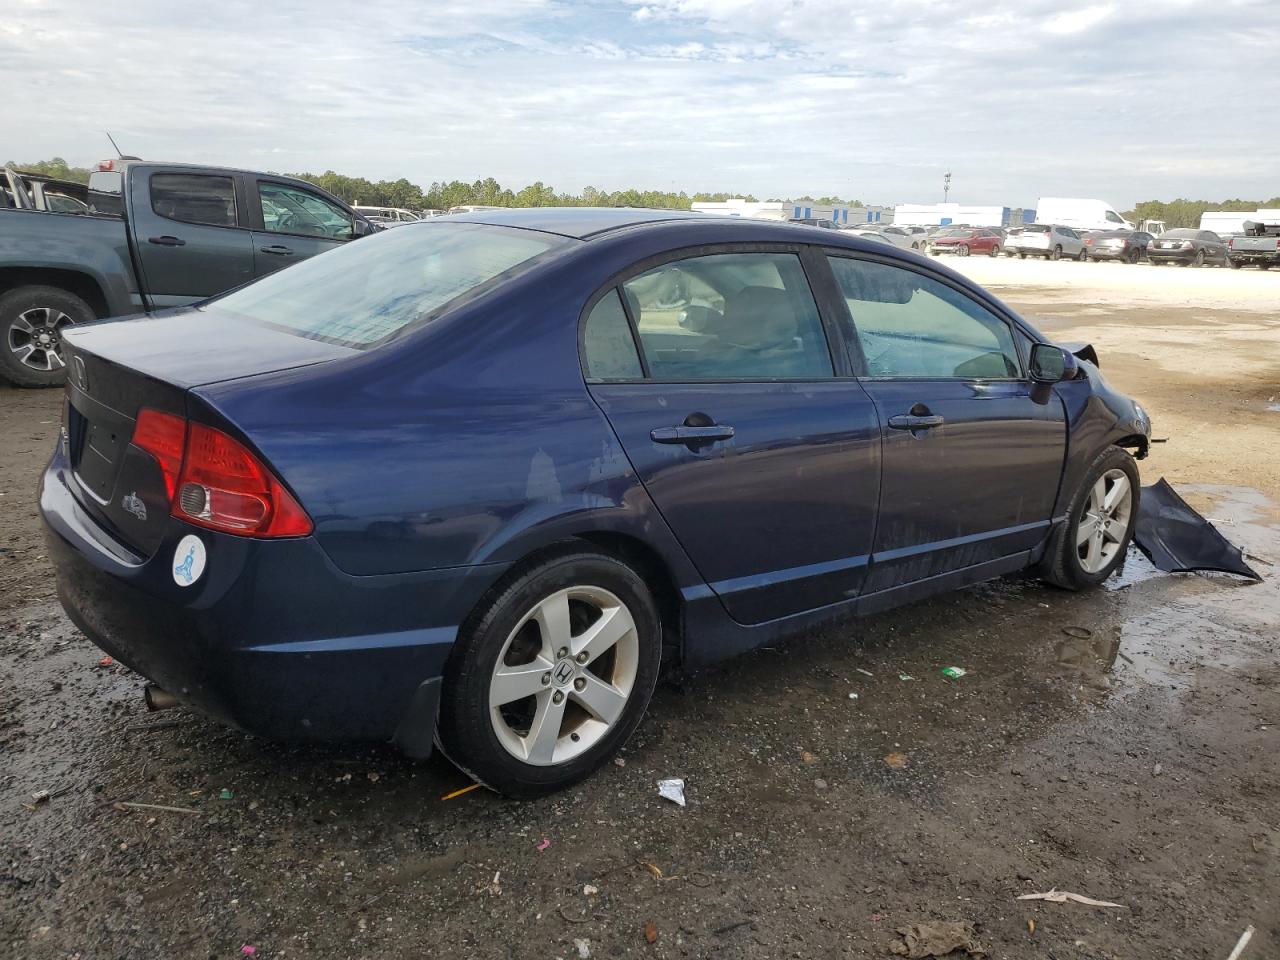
1226,220,1280,270
0,161,375,386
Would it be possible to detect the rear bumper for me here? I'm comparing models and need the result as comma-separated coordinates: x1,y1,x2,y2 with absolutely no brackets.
40,447,509,754
1147,247,1195,262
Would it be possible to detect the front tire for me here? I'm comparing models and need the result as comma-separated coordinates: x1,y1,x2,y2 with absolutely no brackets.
989,244,1001,257
0,285,95,387
1039,447,1139,591
1050,245,1063,261
437,549,662,797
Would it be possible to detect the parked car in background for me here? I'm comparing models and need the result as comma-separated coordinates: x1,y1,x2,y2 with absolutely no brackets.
849,225,923,250
1082,230,1154,264
928,226,1003,257
1006,224,1086,261
789,217,841,229
42,208,1151,796
0,160,375,386
1226,221,1280,270
1147,229,1229,267
353,205,421,226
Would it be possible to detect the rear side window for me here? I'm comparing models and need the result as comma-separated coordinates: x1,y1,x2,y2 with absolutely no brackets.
215,222,568,347
828,257,1021,380
150,174,237,227
583,290,643,380
620,252,833,380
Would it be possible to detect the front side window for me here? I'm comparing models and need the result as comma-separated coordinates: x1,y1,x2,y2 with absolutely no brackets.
582,289,643,379
216,221,568,347
1106,211,1124,223
259,182,353,239
150,174,237,227
827,257,1022,380
621,252,832,380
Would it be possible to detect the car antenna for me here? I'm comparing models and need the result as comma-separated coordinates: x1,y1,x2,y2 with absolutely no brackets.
104,131,141,161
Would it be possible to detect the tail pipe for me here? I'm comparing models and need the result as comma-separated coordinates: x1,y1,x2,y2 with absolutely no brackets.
144,684,179,712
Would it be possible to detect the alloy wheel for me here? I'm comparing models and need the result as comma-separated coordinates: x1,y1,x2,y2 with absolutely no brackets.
8,307,73,372
1076,468,1133,574
489,586,639,766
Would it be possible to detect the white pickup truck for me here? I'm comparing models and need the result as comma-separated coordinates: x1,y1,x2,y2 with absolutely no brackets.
1227,221,1280,270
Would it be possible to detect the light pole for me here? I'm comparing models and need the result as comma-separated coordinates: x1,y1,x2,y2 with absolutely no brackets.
943,171,952,204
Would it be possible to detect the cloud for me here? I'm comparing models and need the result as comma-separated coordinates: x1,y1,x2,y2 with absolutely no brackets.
2,0,1279,206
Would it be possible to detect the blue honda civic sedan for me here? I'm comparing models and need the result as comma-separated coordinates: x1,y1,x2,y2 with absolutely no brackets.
41,209,1151,795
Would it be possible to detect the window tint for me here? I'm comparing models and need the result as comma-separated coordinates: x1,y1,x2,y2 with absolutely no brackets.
1105,211,1124,223
260,182,353,239
827,257,1022,380
216,222,568,348
622,252,832,380
583,290,643,379
150,174,237,227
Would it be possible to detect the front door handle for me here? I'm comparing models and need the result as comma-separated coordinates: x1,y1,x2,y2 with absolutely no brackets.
148,235,185,247
651,425,736,444
259,244,293,256
888,414,944,430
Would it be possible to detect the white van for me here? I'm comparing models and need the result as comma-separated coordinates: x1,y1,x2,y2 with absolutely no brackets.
1035,198,1133,232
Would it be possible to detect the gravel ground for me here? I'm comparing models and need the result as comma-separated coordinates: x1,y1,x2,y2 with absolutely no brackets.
2,263,1278,959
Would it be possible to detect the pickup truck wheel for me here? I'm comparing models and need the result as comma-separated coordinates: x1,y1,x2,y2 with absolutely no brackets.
0,286,94,388
1227,259,1241,269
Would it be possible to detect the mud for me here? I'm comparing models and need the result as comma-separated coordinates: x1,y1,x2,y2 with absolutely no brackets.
2,272,1278,958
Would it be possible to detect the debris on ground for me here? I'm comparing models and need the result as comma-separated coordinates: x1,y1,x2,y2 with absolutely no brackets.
801,750,817,763
240,947,256,956
218,788,234,801
1061,626,1092,639
657,778,686,806
573,936,591,958
96,656,114,668
888,920,985,958
848,692,859,699
113,801,202,817
941,667,967,679
477,870,501,896
898,674,916,681
884,753,908,769
582,884,598,896
536,838,551,852
856,668,874,677
1225,925,1256,960
644,919,658,943
814,778,828,790
1027,919,1035,935
1016,889,1123,908
1135,479,1262,580
440,783,482,801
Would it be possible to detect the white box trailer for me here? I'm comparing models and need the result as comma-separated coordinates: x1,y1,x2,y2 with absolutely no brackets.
1201,209,1280,234
893,203,1018,227
691,199,880,226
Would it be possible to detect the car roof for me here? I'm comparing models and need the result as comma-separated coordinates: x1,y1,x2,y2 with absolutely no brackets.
443,206,714,239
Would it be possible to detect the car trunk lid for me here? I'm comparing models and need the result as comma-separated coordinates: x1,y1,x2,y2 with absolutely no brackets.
60,307,355,558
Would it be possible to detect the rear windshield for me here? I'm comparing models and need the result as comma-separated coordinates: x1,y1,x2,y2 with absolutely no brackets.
214,222,569,347
1164,229,1197,239
1024,224,1051,234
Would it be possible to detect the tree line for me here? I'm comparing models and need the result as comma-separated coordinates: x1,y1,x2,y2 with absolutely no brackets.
10,158,1273,224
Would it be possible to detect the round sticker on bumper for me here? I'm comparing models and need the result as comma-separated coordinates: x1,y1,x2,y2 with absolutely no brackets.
173,534,207,587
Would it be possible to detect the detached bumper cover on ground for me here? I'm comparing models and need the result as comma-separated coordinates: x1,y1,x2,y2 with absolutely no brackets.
1134,479,1261,580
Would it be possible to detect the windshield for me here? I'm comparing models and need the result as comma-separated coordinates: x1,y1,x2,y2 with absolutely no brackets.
214,222,569,347
935,227,972,238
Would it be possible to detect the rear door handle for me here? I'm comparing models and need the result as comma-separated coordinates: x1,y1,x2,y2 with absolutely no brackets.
259,244,293,256
888,414,944,430
651,425,736,444
148,235,185,247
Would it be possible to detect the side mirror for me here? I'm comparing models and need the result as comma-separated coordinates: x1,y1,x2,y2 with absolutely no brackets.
351,217,376,239
1029,343,1078,383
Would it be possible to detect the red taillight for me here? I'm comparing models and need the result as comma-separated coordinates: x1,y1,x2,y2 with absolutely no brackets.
130,409,312,538
95,159,115,172
132,409,186,500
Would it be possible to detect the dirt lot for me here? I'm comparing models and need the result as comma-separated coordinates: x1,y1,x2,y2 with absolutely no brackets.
2,260,1278,959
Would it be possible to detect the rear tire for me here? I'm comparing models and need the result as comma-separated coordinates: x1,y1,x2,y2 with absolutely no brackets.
1076,248,1088,262
989,244,1001,257
1228,259,1241,269
436,549,662,797
1191,249,1206,268
0,285,95,388
1039,446,1140,591
1050,245,1062,261
1018,252,1027,259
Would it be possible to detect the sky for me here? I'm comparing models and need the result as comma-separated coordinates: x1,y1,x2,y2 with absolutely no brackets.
5,0,1279,208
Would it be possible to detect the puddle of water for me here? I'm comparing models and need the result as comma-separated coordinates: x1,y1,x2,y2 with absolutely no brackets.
1104,546,1165,591
1265,403,1280,413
